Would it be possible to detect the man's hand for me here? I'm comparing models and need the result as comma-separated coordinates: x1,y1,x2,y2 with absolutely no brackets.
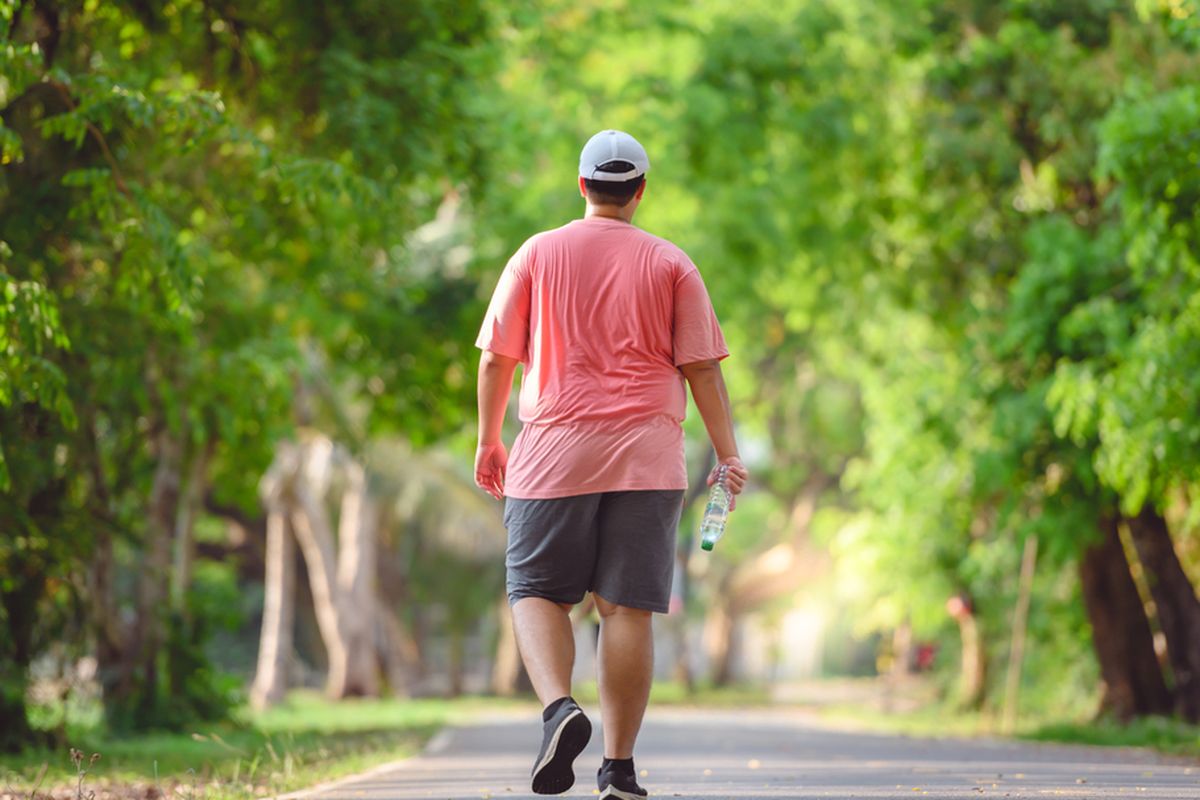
707,455,748,510
475,442,508,500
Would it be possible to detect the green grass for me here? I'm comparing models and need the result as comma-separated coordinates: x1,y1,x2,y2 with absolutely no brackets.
1,692,527,800
814,697,1200,760
2,682,766,799
816,702,989,738
1025,716,1200,758
571,679,771,708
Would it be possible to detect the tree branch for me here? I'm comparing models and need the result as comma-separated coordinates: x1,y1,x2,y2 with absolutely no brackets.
46,79,133,198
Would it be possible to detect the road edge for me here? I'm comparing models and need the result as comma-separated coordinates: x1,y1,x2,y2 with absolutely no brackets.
269,727,456,800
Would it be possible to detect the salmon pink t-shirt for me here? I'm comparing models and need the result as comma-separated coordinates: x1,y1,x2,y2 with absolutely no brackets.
476,216,728,499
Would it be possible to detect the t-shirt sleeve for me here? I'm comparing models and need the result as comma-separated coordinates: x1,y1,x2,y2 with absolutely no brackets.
672,258,729,366
475,242,532,361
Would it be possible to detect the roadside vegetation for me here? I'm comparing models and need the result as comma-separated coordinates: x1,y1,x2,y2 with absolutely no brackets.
0,693,514,800
816,694,1200,760
4,0,1200,782
798,675,1200,759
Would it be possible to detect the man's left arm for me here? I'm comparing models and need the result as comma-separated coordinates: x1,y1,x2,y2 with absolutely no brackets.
475,349,521,500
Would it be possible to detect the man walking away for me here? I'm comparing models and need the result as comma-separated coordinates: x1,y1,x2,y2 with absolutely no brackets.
474,129,748,799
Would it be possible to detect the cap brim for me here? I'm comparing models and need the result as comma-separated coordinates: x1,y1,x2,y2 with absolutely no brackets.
581,167,645,181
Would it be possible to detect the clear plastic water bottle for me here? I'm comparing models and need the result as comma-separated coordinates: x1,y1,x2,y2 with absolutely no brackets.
700,464,731,551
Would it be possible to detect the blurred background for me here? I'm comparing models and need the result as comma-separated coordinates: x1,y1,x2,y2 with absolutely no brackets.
3,0,1200,783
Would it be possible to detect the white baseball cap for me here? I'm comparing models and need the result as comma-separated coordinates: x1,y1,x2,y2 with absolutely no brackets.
579,129,650,182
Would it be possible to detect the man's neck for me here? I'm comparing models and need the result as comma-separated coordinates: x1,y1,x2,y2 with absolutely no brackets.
584,203,635,223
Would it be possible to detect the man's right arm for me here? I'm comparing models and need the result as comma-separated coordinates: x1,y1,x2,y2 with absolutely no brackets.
475,349,520,500
678,359,748,498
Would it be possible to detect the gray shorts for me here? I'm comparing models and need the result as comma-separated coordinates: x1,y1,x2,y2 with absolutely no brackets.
504,490,685,613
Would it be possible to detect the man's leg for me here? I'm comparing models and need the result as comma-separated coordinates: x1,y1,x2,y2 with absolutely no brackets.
594,593,654,758
504,495,600,794
512,595,592,795
511,596,576,705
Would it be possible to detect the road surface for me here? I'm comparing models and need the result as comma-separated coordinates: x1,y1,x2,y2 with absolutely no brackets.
293,708,1199,799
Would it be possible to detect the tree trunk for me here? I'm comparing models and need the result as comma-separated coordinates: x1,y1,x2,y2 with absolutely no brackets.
127,429,181,725
890,622,913,677
288,440,381,699
374,524,418,695
333,462,380,696
492,595,522,696
1002,535,1038,733
881,621,914,714
171,444,212,612
0,574,43,752
89,529,125,729
448,633,465,697
668,601,695,692
0,666,34,753
376,600,420,696
1125,505,1200,723
80,409,127,730
290,485,352,697
1079,512,1172,720
256,438,388,700
707,600,737,687
947,593,986,710
250,506,296,710
958,609,986,709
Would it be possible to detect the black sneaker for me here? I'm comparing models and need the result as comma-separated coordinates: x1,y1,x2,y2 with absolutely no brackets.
597,763,648,800
531,699,592,795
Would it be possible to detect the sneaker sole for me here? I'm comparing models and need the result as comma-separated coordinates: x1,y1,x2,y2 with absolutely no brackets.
599,786,647,800
531,709,592,795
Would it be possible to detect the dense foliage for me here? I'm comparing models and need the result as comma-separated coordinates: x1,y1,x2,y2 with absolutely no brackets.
3,0,1200,748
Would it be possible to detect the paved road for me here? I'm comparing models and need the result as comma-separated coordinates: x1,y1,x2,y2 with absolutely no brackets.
300,708,1199,799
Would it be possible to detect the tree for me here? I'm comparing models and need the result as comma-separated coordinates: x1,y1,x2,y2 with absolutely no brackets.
1,0,502,731
1052,76,1200,721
